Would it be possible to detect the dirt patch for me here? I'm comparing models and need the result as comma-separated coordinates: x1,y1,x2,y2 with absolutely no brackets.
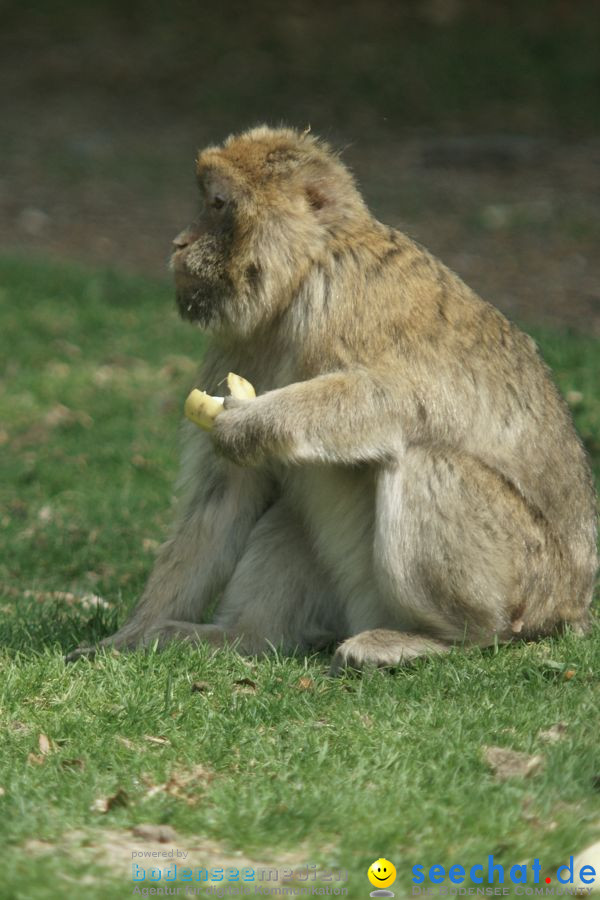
25,825,338,886
1,4,599,335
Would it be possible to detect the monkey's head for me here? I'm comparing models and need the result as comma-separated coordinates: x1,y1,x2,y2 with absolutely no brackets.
171,126,368,336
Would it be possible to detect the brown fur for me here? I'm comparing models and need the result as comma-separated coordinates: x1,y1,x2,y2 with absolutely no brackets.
68,126,597,671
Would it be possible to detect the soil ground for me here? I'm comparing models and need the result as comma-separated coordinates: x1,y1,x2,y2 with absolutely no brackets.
1,1,599,334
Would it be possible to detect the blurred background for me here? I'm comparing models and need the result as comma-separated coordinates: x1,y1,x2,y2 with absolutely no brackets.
2,0,599,332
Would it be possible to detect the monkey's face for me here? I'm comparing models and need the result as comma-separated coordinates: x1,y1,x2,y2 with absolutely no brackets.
172,230,234,328
171,172,239,330
172,128,370,337
172,141,328,337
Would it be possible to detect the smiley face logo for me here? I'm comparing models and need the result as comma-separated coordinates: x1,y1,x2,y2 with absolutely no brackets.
368,858,396,889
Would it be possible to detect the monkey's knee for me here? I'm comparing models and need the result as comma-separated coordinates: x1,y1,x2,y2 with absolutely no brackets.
329,629,450,675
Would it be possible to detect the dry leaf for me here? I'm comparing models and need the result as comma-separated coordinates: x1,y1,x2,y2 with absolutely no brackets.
61,758,85,771
0,787,5,797
131,454,151,469
142,538,160,553
38,505,53,524
142,765,213,805
38,733,52,755
27,753,45,766
116,736,137,750
564,669,576,680
163,765,212,798
143,735,170,746
106,789,129,810
9,720,29,734
538,723,567,743
15,588,111,610
132,824,178,844
90,788,128,813
79,594,111,611
297,677,314,691
191,681,210,693
43,404,75,428
233,677,257,693
484,746,544,780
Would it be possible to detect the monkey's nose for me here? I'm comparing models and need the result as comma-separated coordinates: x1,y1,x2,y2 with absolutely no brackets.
172,229,193,250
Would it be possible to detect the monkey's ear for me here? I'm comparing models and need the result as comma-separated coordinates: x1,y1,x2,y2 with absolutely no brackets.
305,184,327,212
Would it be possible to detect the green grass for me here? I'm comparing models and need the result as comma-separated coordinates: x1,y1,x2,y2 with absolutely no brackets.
0,256,598,899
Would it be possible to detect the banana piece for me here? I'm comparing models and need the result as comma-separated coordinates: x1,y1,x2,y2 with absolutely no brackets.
226,372,256,400
184,372,256,431
184,390,225,430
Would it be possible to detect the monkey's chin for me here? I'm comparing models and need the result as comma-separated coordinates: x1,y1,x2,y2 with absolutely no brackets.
176,289,221,329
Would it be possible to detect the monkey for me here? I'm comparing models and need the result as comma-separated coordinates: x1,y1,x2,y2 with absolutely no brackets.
68,125,598,673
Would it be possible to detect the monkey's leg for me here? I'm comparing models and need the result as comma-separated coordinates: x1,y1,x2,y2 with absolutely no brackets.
332,445,573,674
66,429,272,661
213,499,341,654
334,446,572,675
71,500,340,658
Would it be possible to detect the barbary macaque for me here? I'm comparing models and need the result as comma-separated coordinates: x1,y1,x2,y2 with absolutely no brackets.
69,126,597,672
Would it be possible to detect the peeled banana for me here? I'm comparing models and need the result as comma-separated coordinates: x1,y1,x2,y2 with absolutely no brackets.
184,372,256,431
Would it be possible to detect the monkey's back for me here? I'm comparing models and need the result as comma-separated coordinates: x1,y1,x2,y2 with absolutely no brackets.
306,225,597,610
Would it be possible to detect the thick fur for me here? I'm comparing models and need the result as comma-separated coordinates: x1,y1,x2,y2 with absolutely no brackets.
68,126,597,671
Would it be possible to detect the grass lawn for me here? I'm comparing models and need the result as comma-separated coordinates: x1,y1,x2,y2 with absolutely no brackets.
0,255,598,899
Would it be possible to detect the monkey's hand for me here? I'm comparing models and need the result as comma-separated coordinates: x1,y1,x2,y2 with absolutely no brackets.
211,396,267,466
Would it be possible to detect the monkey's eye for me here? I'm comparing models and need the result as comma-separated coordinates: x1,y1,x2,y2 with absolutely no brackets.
211,195,226,211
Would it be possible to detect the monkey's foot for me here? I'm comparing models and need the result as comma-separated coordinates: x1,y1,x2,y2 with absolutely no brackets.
329,629,450,675
65,644,98,662
65,626,142,662
65,621,232,662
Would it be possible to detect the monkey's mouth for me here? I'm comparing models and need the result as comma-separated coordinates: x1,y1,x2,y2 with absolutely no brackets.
172,232,235,328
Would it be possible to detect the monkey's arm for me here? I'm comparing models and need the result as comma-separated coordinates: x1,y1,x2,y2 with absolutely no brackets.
212,365,467,467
